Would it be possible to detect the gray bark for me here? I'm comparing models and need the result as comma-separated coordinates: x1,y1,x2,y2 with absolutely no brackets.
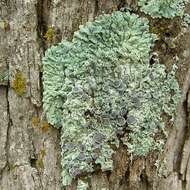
0,0,190,190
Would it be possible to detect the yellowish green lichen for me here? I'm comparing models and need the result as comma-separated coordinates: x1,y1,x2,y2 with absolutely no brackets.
44,26,55,43
0,20,10,31
8,163,16,171
12,71,26,96
41,120,50,132
36,149,46,169
31,117,50,132
31,116,40,127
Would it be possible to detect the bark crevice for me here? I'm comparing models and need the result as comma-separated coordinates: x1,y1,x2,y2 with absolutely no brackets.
0,66,11,180
5,76,11,170
36,0,48,53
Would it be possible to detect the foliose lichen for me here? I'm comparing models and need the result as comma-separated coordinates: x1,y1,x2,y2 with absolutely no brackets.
42,11,181,187
138,0,189,18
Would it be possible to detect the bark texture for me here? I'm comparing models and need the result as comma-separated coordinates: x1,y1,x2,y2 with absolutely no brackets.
0,0,190,190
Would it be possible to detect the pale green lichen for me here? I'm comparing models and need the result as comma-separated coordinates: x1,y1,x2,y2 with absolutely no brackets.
121,63,180,156
138,0,189,18
183,13,190,26
154,158,168,177
0,69,8,86
42,11,181,187
77,180,89,190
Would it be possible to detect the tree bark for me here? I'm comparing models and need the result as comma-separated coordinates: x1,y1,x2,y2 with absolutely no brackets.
0,0,190,190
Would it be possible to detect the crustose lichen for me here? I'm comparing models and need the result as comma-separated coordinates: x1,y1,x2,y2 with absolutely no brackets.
12,71,26,96
44,26,55,44
42,11,181,187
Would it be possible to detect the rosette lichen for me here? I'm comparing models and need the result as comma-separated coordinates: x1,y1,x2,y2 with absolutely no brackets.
42,11,181,187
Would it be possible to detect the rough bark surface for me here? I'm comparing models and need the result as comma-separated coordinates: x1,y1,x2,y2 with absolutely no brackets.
0,0,190,190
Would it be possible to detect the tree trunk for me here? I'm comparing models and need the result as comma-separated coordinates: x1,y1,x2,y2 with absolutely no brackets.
0,0,190,190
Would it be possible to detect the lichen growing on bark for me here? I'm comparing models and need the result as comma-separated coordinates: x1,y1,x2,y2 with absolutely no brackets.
12,71,26,96
36,149,46,170
138,0,189,18
31,116,40,127
41,120,50,132
0,19,10,31
44,26,55,43
183,13,190,26
42,11,181,187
